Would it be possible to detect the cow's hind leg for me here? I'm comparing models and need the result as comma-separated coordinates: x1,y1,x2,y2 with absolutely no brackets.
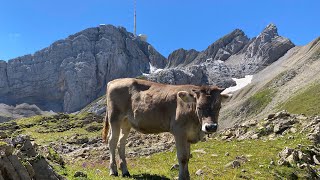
108,113,121,176
118,119,131,177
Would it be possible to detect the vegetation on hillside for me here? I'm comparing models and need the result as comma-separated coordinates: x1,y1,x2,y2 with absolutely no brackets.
241,88,275,115
279,83,320,116
9,113,103,145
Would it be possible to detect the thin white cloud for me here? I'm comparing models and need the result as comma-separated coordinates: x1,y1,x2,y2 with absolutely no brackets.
9,33,22,38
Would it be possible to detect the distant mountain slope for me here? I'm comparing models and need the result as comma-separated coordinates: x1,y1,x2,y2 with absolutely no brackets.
148,24,294,87
0,25,167,113
220,37,320,128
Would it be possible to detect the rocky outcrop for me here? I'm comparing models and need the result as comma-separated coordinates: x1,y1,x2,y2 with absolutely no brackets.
148,60,236,88
166,48,199,68
192,29,250,64
277,146,320,179
149,24,294,88
165,29,250,68
0,61,8,96
0,25,167,113
217,110,320,143
0,103,55,123
0,135,64,180
227,24,295,75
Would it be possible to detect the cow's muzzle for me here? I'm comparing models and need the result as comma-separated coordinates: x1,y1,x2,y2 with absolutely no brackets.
202,123,218,133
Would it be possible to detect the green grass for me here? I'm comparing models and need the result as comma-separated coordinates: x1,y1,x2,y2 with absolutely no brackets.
11,113,102,145
0,141,7,146
242,88,275,115
53,133,312,180
3,113,316,179
279,83,320,116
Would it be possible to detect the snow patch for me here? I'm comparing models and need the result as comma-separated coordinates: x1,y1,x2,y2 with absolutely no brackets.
222,75,253,94
143,63,163,76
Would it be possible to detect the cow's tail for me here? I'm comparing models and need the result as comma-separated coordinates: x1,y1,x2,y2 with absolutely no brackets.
102,112,109,144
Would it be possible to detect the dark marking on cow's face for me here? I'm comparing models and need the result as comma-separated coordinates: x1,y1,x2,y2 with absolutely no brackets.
192,87,225,133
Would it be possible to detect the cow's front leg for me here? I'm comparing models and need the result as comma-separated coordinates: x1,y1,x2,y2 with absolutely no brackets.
108,119,120,176
118,120,131,177
174,136,190,180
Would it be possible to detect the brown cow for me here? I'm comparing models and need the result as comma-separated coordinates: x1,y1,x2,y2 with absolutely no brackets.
102,78,229,180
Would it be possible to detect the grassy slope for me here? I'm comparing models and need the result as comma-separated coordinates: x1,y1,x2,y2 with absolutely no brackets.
279,83,320,116
2,113,314,179
12,113,101,145
60,133,310,180
241,88,275,116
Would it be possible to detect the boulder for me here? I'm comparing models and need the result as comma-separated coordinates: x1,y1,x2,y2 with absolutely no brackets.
7,155,31,180
0,135,64,180
278,147,294,159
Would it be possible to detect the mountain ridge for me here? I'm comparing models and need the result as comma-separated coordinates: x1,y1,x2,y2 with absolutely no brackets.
0,23,295,116
148,23,294,88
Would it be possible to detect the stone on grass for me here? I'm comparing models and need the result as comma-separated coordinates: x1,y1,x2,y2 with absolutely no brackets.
192,149,207,154
225,160,241,168
170,164,179,170
270,160,275,165
195,169,203,176
313,155,320,165
74,171,87,178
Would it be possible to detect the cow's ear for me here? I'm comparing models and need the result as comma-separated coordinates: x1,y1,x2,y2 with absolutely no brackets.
178,91,196,103
192,89,200,98
220,93,232,103
218,88,225,93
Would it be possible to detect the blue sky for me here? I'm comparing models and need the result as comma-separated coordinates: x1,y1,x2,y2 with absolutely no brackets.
0,0,319,60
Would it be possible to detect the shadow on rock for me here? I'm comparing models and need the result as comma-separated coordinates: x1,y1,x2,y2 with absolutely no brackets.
132,173,170,180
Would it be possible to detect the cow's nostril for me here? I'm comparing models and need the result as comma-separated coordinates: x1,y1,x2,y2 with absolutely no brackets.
205,124,218,132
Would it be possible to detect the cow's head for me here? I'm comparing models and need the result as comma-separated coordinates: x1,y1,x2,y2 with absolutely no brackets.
177,86,230,134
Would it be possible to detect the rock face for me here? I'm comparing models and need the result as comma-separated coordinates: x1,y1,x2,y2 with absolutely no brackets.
0,103,55,123
148,24,294,87
0,25,167,113
227,24,295,76
192,29,250,65
0,135,64,180
148,61,236,88
166,48,199,68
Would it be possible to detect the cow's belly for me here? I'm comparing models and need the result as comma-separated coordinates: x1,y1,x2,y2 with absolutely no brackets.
128,109,171,134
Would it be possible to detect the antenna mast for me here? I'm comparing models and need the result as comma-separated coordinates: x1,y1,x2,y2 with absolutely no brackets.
134,0,137,36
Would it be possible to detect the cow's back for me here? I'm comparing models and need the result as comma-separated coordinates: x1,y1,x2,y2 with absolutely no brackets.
106,78,144,113
107,78,179,133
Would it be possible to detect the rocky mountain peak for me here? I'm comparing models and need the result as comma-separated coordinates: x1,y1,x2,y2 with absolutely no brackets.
261,23,278,37
189,29,250,65
227,23,295,75
231,28,246,37
149,24,295,88
166,48,199,68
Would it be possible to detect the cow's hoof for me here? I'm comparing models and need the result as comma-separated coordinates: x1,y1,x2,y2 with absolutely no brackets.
122,171,131,177
110,172,118,176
